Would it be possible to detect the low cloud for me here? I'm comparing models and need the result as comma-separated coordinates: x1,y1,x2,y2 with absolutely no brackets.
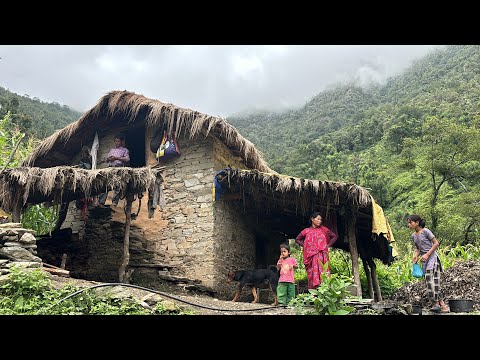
0,45,442,117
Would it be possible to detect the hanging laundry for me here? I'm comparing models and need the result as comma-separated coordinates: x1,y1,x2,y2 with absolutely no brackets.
90,132,99,170
212,168,230,202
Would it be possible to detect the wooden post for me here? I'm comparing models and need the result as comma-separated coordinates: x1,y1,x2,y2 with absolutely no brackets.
12,203,21,223
118,192,134,283
362,259,375,300
347,212,362,297
369,260,383,302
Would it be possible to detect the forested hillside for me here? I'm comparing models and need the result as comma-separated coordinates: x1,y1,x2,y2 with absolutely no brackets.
0,86,81,139
228,45,480,247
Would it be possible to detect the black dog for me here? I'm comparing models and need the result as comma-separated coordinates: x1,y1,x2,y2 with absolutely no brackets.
227,266,279,305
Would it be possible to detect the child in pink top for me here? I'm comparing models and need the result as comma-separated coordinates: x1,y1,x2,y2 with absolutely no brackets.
276,243,298,306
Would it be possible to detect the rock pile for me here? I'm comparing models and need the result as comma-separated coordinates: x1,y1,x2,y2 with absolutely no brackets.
0,222,42,276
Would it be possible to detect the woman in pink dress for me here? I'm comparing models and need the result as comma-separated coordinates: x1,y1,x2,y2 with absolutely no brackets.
295,212,338,289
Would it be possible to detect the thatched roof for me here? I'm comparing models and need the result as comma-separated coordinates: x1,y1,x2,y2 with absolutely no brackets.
23,90,272,172
0,165,372,214
221,169,394,265
222,168,372,212
0,166,162,212
0,165,394,264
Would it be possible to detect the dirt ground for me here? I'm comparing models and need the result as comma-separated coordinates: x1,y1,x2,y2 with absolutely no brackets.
47,259,480,315
49,275,297,315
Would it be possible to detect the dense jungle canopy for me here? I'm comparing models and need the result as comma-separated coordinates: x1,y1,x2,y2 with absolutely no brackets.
228,45,480,249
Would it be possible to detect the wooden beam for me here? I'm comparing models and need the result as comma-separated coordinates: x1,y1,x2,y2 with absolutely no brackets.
347,213,362,297
42,267,70,277
12,203,22,223
128,263,173,269
118,192,134,283
43,262,64,270
60,253,67,269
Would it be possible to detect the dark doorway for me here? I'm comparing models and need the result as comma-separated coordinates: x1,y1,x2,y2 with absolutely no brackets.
125,125,146,167
255,234,267,269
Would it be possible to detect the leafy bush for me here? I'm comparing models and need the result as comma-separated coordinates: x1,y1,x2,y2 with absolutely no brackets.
440,243,480,264
290,262,355,315
290,241,307,283
21,203,58,236
0,266,150,315
0,113,56,234
0,112,40,168
0,265,54,314
154,301,196,315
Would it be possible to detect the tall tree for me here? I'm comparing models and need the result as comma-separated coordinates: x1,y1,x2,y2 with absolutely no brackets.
418,116,480,233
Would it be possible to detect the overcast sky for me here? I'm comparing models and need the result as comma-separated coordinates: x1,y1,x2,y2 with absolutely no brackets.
0,45,443,117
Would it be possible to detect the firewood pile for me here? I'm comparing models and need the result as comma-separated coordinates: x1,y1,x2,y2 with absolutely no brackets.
389,260,480,310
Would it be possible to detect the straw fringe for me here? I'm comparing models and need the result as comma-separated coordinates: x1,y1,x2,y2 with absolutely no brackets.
0,165,371,216
228,169,372,208
0,166,161,212
23,90,273,173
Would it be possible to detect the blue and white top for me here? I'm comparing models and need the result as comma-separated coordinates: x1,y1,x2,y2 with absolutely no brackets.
412,228,442,273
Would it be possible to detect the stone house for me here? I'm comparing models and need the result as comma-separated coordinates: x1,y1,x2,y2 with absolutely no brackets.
0,90,396,301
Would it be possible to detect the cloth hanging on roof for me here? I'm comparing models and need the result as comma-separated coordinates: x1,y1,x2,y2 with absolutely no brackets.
370,195,398,258
148,175,165,218
156,131,180,158
212,168,230,202
150,127,164,153
90,132,99,170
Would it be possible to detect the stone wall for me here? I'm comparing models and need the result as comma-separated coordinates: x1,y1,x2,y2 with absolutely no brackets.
62,133,219,286
52,128,260,295
0,223,42,277
61,202,86,239
211,137,255,298
212,137,250,170
212,201,255,299
40,207,155,282
153,135,216,284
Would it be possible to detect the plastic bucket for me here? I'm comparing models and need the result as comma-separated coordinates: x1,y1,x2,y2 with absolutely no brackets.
448,299,474,313
411,304,422,315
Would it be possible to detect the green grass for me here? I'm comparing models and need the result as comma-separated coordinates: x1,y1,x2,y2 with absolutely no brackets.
0,265,192,315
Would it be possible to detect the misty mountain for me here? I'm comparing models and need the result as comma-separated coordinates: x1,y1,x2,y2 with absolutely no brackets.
228,45,480,174
228,45,480,245
0,86,82,139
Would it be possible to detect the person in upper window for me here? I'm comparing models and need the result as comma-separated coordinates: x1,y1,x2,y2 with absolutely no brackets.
98,134,130,207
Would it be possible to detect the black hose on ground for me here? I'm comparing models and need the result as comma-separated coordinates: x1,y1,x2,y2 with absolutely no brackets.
38,282,287,314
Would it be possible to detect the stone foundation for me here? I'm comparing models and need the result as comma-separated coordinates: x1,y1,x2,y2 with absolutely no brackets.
0,223,42,277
